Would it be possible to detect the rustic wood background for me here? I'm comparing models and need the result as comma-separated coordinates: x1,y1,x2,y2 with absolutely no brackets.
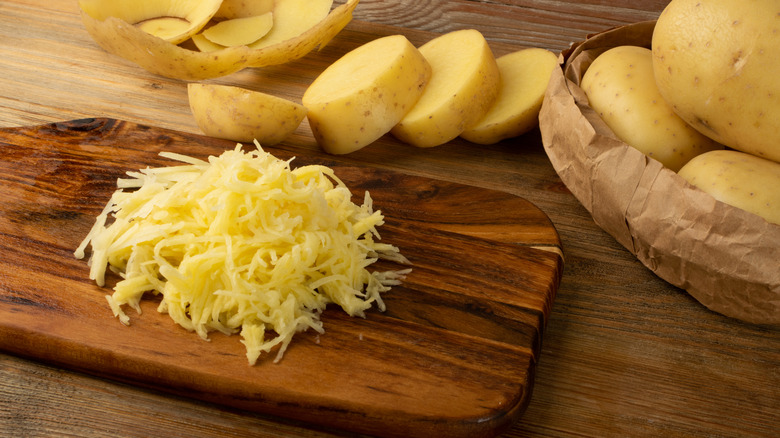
0,1,777,437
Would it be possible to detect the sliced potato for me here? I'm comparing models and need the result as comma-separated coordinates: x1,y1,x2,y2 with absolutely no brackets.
191,33,225,53
302,35,431,154
678,150,780,225
461,48,558,145
249,0,333,50
202,13,274,47
581,45,722,172
391,29,500,148
188,83,307,145
216,0,275,19
78,0,359,80
79,0,222,45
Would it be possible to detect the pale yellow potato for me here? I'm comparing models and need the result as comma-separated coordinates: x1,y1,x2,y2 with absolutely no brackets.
248,0,332,50
78,0,359,80
652,0,780,163
202,13,274,47
581,45,722,172
391,29,500,148
188,83,307,146
460,48,558,145
216,0,275,19
678,150,780,225
79,0,222,45
190,33,225,53
302,35,431,154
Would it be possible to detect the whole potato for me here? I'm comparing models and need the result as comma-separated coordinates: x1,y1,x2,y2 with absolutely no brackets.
581,45,721,171
652,0,780,163
678,149,780,225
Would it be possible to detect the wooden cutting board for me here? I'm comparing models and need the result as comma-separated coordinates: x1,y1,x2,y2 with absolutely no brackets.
0,119,562,438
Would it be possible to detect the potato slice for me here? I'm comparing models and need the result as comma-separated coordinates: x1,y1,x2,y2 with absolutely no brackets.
302,35,432,154
190,33,225,53
678,150,780,225
202,13,274,47
78,0,359,80
188,83,307,145
249,0,333,50
216,0,275,19
460,48,558,145
391,29,500,148
581,45,721,171
79,0,222,45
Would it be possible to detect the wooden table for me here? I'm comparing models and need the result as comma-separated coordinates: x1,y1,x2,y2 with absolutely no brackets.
1,1,777,437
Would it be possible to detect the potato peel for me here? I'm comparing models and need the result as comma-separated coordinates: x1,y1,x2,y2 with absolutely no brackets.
78,0,360,80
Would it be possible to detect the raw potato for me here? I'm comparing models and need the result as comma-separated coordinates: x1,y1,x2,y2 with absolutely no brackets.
78,0,359,80
302,35,431,155
461,48,558,145
652,0,780,163
79,0,223,45
201,13,274,47
248,0,333,50
581,45,722,172
191,33,225,53
391,29,500,148
678,150,780,225
188,83,307,145
216,0,274,19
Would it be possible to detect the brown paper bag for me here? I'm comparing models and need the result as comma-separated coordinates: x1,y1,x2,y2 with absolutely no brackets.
539,21,779,325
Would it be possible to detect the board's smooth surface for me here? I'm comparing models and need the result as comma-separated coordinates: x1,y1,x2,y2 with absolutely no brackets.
0,119,562,438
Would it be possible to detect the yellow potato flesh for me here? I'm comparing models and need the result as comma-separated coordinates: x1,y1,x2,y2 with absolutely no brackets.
216,0,275,19
461,48,558,145
202,13,274,47
678,150,780,225
302,35,432,155
191,33,225,53
652,0,780,163
581,45,721,172
188,83,307,145
248,0,333,50
391,29,500,148
78,0,359,80
79,0,222,45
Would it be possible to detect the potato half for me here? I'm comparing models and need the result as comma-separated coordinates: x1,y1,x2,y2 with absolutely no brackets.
78,0,359,80
581,45,722,171
79,0,222,45
461,48,558,145
188,83,307,145
302,34,431,155
678,149,780,225
391,29,500,148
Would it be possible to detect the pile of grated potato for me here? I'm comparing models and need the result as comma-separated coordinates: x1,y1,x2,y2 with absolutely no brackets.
75,143,410,364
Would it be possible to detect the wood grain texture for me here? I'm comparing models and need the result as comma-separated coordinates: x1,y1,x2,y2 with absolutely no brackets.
0,1,778,438
0,118,562,438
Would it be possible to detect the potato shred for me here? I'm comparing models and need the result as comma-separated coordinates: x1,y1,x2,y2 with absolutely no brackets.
75,144,410,364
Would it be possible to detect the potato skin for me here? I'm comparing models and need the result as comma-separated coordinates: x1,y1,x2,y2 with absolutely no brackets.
652,0,780,163
581,45,721,171
678,150,780,225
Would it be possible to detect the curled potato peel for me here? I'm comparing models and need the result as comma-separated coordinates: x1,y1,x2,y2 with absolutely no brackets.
78,0,359,80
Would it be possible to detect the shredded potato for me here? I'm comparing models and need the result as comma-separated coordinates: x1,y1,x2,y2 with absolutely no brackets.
75,143,410,364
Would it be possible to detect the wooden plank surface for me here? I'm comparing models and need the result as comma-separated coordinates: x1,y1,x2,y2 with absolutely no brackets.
0,119,561,438
1,1,778,438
